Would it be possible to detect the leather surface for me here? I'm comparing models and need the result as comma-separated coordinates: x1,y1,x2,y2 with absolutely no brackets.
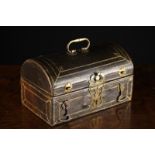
21,42,134,126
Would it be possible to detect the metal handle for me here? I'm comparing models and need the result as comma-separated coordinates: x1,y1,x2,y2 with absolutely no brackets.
66,38,90,55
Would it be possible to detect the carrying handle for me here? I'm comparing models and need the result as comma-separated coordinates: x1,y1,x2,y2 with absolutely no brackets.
66,38,90,55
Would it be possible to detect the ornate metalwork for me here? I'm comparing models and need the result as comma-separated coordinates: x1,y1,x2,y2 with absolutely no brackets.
64,82,72,93
119,67,126,77
89,72,104,109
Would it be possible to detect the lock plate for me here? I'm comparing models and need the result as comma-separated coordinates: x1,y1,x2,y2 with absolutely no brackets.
89,72,104,109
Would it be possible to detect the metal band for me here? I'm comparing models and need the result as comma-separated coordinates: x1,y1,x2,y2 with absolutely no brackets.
66,38,90,55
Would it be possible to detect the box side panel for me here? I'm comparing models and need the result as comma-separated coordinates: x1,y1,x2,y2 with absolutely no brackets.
53,75,133,126
21,59,53,95
21,79,53,125
21,59,54,126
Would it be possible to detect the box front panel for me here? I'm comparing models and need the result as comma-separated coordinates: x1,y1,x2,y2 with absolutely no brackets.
53,75,133,126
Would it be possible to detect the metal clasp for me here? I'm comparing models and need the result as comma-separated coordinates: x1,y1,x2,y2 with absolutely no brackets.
89,72,104,109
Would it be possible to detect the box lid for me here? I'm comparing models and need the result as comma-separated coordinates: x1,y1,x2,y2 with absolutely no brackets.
21,38,134,97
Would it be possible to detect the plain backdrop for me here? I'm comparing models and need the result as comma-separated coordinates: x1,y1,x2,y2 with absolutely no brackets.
1,26,155,65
